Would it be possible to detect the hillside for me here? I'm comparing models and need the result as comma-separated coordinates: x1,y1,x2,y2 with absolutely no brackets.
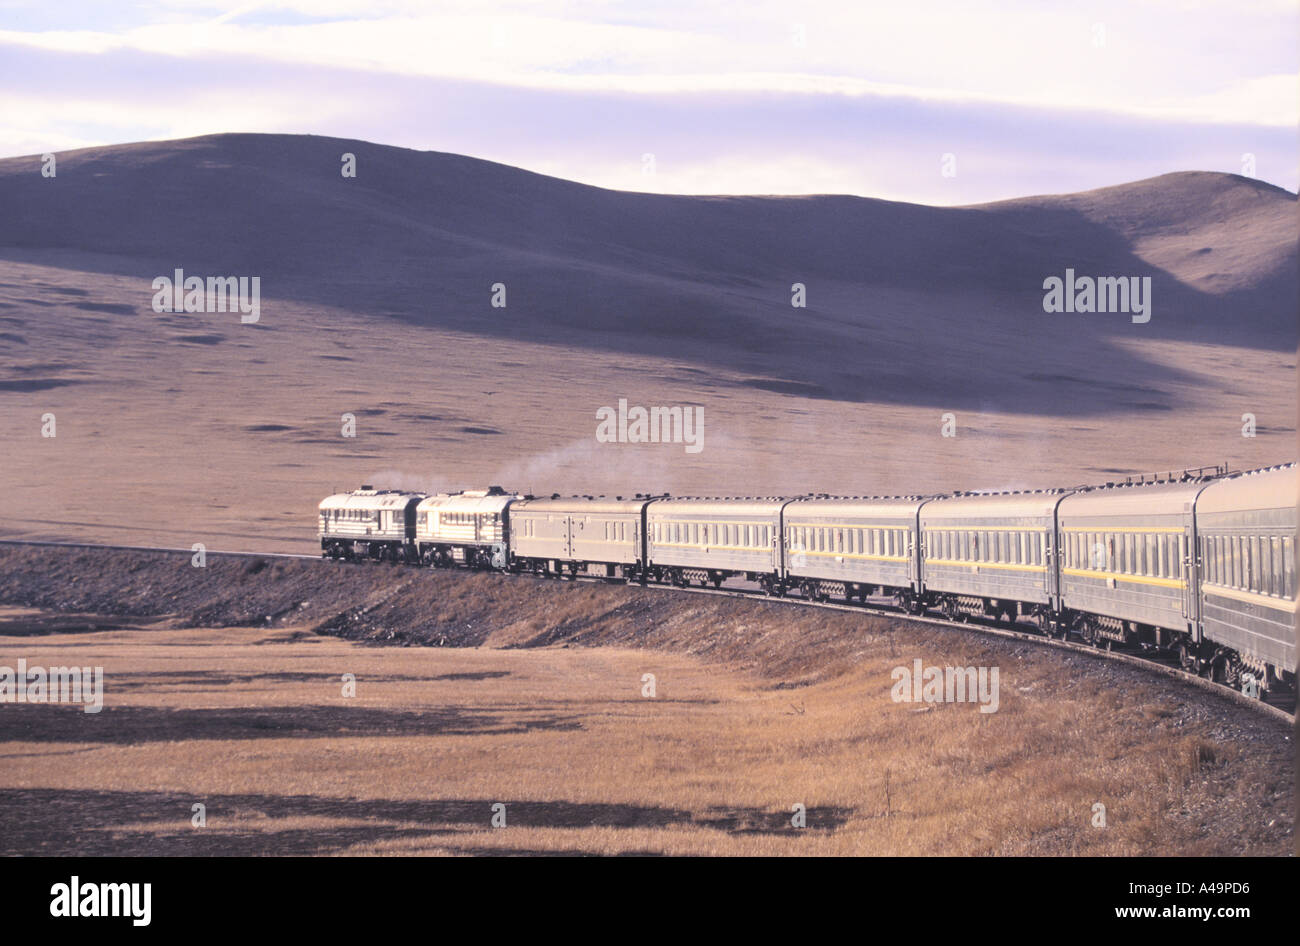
0,134,1294,549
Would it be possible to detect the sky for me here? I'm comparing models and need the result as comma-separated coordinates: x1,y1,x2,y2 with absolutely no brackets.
0,0,1296,204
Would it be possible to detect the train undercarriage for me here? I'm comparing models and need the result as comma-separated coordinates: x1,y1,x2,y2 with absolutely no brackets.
320,538,418,563
329,542,1294,701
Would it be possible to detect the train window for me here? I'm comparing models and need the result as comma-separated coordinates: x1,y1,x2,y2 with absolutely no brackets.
1270,537,1284,597
1283,537,1295,598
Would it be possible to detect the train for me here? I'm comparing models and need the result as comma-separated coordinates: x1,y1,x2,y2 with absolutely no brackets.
318,463,1297,697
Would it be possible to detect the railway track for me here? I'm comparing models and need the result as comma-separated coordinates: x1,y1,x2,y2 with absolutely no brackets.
1,537,1294,724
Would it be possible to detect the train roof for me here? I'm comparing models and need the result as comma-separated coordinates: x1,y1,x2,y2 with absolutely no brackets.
416,487,521,514
648,497,788,517
1195,463,1297,515
785,496,929,518
1057,477,1215,519
512,496,655,515
920,489,1075,521
319,487,425,512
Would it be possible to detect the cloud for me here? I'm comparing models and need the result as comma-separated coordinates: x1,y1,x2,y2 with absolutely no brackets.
0,0,1295,200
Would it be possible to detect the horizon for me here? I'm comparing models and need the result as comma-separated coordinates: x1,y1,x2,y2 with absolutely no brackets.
11,129,1299,204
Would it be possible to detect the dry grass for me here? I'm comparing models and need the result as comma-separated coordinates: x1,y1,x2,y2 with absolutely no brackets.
0,611,1291,856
